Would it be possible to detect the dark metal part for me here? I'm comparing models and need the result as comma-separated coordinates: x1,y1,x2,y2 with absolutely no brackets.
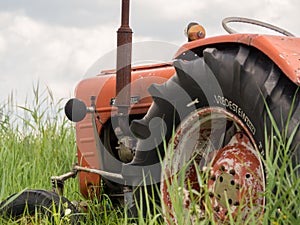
123,185,134,208
115,0,133,115
51,164,124,196
214,206,220,212
234,201,240,206
229,169,236,175
51,167,77,196
74,165,124,181
219,165,225,171
64,98,88,122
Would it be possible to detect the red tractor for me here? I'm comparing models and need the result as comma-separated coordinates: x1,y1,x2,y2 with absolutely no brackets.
1,1,299,224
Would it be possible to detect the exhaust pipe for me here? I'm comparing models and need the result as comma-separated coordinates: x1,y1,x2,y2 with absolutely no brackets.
115,0,133,115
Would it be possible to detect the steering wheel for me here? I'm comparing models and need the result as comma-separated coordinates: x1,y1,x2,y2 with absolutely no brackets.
222,17,295,37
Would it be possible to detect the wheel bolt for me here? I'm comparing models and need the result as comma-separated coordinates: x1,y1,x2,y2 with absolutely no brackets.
229,169,235,175
214,206,220,212
239,133,243,139
219,165,225,171
236,184,241,189
234,201,240,206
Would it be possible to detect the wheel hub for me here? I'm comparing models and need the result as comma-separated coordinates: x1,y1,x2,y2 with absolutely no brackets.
161,108,265,224
208,132,265,221
213,172,237,208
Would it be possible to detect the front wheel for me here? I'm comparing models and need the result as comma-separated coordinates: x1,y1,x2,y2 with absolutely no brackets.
0,189,79,224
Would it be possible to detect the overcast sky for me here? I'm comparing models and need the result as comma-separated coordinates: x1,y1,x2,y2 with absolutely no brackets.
1,0,300,106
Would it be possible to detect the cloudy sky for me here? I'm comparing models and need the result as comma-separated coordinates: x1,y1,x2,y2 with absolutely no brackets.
1,0,300,106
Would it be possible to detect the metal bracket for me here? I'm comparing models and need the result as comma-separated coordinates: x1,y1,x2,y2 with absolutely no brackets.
51,164,124,196
51,164,78,196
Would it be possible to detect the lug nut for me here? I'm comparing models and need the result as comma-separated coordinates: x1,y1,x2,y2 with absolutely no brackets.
210,175,216,181
229,169,236,175
219,165,225,171
234,201,240,206
214,206,220,212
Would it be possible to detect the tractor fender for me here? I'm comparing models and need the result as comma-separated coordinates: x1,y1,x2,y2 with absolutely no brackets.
175,34,300,86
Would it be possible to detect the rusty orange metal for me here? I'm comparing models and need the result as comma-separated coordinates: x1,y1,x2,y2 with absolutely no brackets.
74,33,300,198
208,133,265,222
74,63,175,191
160,107,265,223
175,33,300,85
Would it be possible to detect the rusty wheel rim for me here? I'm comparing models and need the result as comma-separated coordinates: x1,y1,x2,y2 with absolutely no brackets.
161,107,265,223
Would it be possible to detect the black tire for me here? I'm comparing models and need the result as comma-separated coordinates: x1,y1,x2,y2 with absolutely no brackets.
0,189,80,224
131,44,300,169
128,44,300,216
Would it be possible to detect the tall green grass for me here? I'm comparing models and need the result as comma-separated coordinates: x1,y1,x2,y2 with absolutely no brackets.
0,84,80,224
0,84,299,224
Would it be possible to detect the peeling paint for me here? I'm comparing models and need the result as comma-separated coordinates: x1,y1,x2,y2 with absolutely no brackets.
161,108,265,224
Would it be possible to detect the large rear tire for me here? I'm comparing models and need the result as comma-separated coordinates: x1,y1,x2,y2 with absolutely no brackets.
129,45,300,222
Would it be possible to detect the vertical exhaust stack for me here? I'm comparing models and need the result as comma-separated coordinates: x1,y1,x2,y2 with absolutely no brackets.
115,0,133,115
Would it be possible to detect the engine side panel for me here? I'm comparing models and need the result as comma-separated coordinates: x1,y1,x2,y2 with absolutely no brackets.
74,63,175,197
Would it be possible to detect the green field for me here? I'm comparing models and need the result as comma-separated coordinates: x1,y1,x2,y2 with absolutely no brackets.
0,86,299,224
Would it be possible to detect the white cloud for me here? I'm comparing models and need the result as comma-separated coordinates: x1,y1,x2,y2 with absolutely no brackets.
0,11,118,104
0,0,299,105
0,35,5,52
134,0,206,21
